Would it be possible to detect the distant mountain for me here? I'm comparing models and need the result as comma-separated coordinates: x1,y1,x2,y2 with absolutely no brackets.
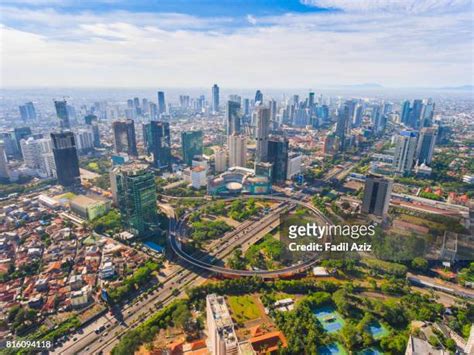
437,85,473,91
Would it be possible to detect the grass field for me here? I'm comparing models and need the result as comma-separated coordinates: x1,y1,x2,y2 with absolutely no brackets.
227,295,261,323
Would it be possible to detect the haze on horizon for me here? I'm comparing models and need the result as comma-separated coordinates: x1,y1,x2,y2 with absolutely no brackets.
1,0,473,89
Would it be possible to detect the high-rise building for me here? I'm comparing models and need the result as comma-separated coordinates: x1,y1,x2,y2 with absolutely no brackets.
401,100,411,125
214,149,227,173
113,119,138,157
372,105,387,136
269,99,277,122
228,134,247,168
416,127,437,165
255,106,270,162
112,163,158,237
353,104,363,127
149,121,171,169
14,127,32,157
51,131,80,186
226,101,241,136
420,99,435,128
0,142,10,182
336,101,354,151
361,174,393,218
255,90,263,104
84,114,97,125
54,100,70,129
287,153,302,179
182,131,203,166
308,92,315,108
267,136,289,183
157,91,166,114
74,128,95,154
408,99,423,129
20,137,43,170
206,294,238,355
212,84,220,113
393,131,418,174
19,102,37,121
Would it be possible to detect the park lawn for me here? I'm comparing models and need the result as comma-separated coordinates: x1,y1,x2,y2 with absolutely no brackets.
56,192,76,200
87,162,100,171
227,295,261,323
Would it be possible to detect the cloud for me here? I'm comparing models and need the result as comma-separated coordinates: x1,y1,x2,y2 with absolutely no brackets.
301,0,472,13
0,2,472,88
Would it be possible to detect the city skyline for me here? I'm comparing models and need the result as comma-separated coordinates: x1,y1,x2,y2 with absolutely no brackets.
1,0,473,88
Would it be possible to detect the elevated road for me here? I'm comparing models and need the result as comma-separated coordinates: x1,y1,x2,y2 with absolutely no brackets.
169,195,333,277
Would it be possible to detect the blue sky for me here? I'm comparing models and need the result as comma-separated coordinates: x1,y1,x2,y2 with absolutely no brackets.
1,0,473,88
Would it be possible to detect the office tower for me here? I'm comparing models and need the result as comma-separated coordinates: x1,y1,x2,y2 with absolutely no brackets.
149,102,158,120
84,114,97,125
179,95,190,108
372,105,387,135
416,127,437,165
19,102,36,121
20,137,43,170
335,101,354,151
255,90,263,104
228,95,241,105
243,98,250,117
112,163,158,237
51,131,80,186
113,119,138,157
287,153,302,179
401,100,411,125
0,142,10,182
226,101,241,136
74,128,94,153
408,99,423,128
361,174,393,218
212,84,220,113
157,91,166,114
228,134,247,168
182,130,203,166
255,106,270,162
267,136,289,183
0,132,19,158
308,92,315,108
255,161,273,181
54,100,70,129
353,104,363,127
293,95,299,106
133,97,140,109
141,98,148,113
149,121,171,169
214,149,227,173
14,127,32,157
382,102,393,115
269,99,277,122
420,99,435,128
206,294,238,355
393,131,418,174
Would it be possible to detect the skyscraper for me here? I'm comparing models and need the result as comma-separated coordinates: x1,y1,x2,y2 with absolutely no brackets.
420,99,435,128
182,131,203,166
19,102,37,121
84,114,100,147
212,84,220,113
401,100,411,125
393,131,418,174
14,127,32,157
267,136,289,183
157,91,166,114
214,149,227,173
113,119,138,157
228,134,247,168
51,131,80,186
335,101,354,151
416,127,437,165
149,121,171,169
226,101,241,136
54,100,70,129
112,163,158,237
361,174,393,218
372,105,387,136
308,92,315,108
255,106,270,162
0,142,10,182
255,90,263,103
408,99,423,129
206,294,238,355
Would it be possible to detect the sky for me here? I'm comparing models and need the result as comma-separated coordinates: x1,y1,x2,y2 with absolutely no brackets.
1,0,473,89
